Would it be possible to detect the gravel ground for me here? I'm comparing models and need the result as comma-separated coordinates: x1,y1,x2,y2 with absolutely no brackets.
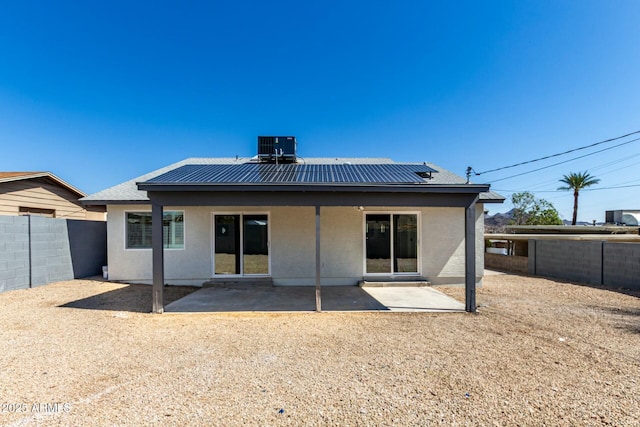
0,273,639,426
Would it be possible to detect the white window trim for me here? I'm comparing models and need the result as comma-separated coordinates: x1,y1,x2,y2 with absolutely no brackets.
210,211,271,277
124,210,186,251
362,211,421,276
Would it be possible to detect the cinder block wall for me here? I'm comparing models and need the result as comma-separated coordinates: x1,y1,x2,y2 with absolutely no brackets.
526,239,639,290
0,216,30,292
484,252,528,274
0,216,107,293
30,216,74,287
603,242,640,288
533,240,603,285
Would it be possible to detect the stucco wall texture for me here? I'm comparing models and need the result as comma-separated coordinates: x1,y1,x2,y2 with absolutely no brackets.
107,204,485,286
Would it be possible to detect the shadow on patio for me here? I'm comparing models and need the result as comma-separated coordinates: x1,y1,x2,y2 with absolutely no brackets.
164,285,465,313
59,283,198,313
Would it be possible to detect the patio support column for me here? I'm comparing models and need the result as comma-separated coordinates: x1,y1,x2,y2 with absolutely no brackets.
152,201,164,314
465,198,478,313
315,205,321,312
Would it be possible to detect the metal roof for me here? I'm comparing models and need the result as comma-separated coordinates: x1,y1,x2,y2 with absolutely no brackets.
81,157,504,204
82,158,249,203
147,163,436,185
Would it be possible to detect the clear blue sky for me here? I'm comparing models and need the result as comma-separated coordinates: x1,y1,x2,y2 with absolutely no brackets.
1,1,639,222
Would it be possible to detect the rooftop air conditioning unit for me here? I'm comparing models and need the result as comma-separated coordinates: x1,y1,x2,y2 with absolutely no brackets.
257,136,297,163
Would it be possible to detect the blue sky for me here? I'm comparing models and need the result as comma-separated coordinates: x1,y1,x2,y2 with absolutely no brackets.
1,1,639,222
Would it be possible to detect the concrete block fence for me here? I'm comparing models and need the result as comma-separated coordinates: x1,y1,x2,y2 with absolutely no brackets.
528,239,640,290
484,252,528,274
602,242,640,288
0,216,106,293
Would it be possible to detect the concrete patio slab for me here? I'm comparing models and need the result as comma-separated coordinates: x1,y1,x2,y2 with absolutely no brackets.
362,286,465,312
164,285,465,313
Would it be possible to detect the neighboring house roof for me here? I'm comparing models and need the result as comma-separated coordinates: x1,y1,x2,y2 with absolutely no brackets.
0,171,86,197
478,190,505,203
0,172,41,179
81,157,504,204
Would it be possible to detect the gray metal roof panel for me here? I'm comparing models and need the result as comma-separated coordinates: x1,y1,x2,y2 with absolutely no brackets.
300,157,395,164
146,163,436,185
81,158,250,204
82,157,503,203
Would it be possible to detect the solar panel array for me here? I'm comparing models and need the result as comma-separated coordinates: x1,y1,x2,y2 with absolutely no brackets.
147,163,436,184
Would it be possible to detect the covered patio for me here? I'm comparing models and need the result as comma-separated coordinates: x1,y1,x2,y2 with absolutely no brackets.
137,181,489,314
164,284,465,313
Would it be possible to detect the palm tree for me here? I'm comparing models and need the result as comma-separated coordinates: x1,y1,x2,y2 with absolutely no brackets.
558,171,600,225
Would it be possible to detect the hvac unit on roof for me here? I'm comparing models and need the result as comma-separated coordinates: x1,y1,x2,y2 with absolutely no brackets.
257,136,297,163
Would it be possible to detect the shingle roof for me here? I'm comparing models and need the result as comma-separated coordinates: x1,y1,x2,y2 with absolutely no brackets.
0,172,42,180
0,171,86,197
479,190,506,203
81,157,503,204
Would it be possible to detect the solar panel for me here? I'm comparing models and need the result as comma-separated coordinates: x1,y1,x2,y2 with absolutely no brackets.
147,163,436,185
149,165,204,183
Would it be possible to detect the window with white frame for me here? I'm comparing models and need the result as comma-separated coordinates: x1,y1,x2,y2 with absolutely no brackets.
126,211,184,249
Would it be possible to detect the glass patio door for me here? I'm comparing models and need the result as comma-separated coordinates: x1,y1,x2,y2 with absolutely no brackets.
214,214,269,275
365,213,418,274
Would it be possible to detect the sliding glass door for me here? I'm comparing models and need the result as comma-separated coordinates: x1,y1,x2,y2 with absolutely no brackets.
393,214,418,273
242,215,269,274
214,214,269,275
365,213,418,275
365,215,391,273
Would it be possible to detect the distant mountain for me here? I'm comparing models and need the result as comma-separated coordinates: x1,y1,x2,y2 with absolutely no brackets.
485,210,594,232
484,209,514,233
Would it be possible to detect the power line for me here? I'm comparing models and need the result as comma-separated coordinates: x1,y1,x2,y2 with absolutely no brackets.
472,129,640,176
582,183,640,191
494,182,640,193
493,154,640,193
587,152,640,173
605,176,640,186
486,136,640,183
493,188,557,193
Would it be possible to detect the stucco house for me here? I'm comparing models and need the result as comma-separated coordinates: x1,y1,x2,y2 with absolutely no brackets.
0,172,105,220
82,139,503,313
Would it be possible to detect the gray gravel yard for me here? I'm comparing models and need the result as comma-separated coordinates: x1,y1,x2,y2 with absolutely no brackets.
0,273,639,426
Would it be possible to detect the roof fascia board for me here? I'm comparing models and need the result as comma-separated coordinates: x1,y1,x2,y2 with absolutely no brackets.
80,199,150,206
0,173,46,184
137,182,490,194
0,172,86,197
45,172,87,197
145,190,480,208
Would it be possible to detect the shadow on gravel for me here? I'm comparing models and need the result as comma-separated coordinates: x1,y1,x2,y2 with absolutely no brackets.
495,271,640,299
593,306,640,335
574,283,640,299
59,284,198,313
